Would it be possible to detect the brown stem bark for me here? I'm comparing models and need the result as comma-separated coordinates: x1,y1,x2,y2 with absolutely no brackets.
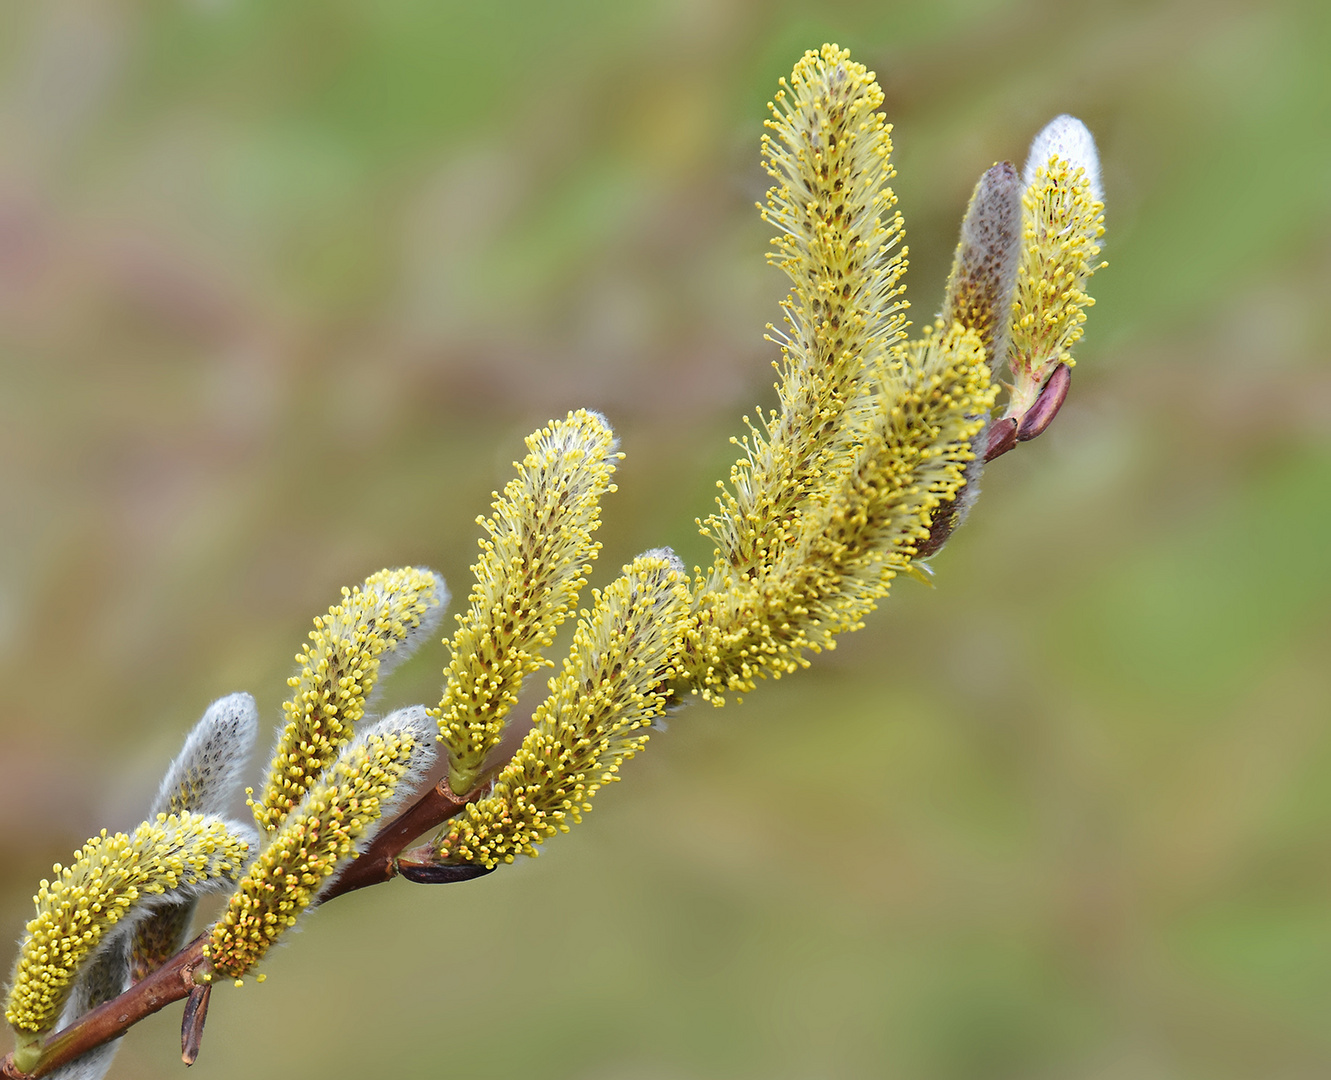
319,777,480,901
2,937,208,1079
1,776,484,1078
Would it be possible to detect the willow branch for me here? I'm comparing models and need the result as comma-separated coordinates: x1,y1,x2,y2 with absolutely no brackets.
2,936,207,1079
319,777,485,900
0,768,491,1078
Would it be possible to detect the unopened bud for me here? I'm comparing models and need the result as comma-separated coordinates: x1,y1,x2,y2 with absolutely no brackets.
942,160,1023,367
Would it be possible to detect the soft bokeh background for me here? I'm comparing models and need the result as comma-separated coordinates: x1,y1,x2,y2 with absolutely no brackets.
2,1,1329,1077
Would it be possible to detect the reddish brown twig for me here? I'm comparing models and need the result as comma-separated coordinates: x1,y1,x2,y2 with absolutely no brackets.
319,777,484,900
1,775,488,1078
2,937,209,1079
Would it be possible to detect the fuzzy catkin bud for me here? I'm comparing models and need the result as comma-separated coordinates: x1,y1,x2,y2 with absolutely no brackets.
152,693,258,819
917,162,1024,556
1022,114,1103,203
130,693,259,982
942,161,1024,369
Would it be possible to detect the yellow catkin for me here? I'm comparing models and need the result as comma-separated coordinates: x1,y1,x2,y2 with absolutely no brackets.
5,814,249,1037
253,567,444,833
687,324,994,701
708,44,908,577
1006,154,1106,417
681,46,994,703
208,712,433,979
849,323,997,564
436,409,621,795
436,551,690,867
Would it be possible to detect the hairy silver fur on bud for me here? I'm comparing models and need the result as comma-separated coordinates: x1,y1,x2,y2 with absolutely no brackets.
369,571,451,684
152,692,259,817
130,696,260,985
942,160,1024,369
922,162,1024,559
1023,114,1102,203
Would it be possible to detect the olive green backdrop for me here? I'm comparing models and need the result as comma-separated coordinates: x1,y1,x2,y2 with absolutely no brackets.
2,1,1329,1077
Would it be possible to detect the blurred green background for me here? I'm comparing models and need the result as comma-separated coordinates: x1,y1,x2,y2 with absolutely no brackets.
2,0,1329,1077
